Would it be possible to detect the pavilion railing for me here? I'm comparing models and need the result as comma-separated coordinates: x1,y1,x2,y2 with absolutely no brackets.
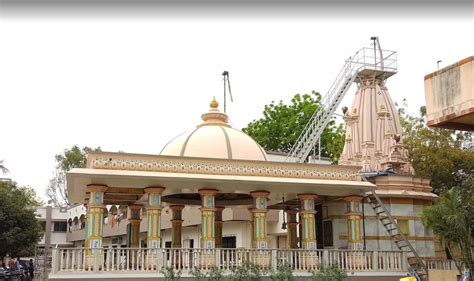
51,247,418,274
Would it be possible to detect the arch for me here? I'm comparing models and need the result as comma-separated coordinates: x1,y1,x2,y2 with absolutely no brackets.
79,214,86,230
109,205,118,215
119,205,128,219
73,216,79,231
67,218,73,232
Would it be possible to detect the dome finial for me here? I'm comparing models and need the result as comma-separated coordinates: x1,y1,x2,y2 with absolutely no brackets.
210,97,219,109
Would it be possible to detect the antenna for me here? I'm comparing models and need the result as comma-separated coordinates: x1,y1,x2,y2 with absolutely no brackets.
370,36,384,70
222,71,233,113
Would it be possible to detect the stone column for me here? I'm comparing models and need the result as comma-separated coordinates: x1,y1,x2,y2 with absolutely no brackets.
215,206,224,248
170,205,184,248
85,184,107,249
127,204,142,248
344,196,364,250
144,187,165,249
199,189,218,249
250,191,270,249
248,207,254,248
286,209,298,249
298,194,318,250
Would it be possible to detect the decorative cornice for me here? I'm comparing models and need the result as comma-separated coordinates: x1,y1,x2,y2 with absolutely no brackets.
86,152,361,181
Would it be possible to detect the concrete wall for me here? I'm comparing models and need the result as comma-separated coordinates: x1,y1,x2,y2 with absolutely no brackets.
327,200,435,257
36,206,73,247
424,56,474,130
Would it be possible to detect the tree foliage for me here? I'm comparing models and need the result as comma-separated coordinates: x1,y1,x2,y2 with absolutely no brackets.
0,159,9,175
422,185,474,276
242,92,345,163
398,102,474,195
46,145,101,207
0,181,43,258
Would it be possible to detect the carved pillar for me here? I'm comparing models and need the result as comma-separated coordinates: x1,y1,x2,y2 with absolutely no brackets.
250,191,270,249
345,196,364,250
286,209,298,249
199,189,218,249
170,205,184,248
144,187,165,248
85,184,107,249
127,204,142,248
298,194,318,249
215,206,224,248
248,207,254,248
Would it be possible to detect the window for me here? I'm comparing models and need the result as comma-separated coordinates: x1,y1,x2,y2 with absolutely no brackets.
397,219,410,236
323,220,333,247
222,236,236,248
40,221,46,231
53,221,68,232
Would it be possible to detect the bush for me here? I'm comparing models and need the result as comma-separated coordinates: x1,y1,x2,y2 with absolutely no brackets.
311,265,347,281
208,266,224,281
229,262,265,281
161,266,181,281
270,262,294,281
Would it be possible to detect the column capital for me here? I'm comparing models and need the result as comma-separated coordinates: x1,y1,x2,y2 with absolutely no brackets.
297,193,318,201
128,204,142,221
86,184,108,193
128,204,143,210
250,190,270,198
344,195,364,202
169,205,185,211
198,188,219,196
144,186,166,194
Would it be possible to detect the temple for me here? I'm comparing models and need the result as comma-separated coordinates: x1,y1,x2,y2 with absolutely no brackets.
48,74,455,280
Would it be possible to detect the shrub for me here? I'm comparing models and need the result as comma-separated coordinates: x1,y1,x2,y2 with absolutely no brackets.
270,262,294,281
161,266,182,281
311,265,347,281
229,262,265,281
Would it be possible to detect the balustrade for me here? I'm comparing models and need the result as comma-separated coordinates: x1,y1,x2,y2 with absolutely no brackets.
51,247,421,275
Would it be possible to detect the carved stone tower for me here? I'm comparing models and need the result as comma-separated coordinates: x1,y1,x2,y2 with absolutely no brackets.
339,75,414,175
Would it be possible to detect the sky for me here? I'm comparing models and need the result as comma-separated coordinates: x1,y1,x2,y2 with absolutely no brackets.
0,1,473,201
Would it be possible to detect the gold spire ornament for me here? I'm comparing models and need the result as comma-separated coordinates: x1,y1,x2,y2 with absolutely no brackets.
210,97,219,109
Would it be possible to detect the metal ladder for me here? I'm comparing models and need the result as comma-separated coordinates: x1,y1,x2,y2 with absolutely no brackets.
366,189,428,279
286,44,398,163
286,57,358,162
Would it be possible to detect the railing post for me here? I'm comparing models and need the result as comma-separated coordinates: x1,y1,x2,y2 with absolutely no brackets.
271,250,277,271
401,252,408,270
322,250,329,267
93,248,99,273
372,251,378,270
51,248,59,274
215,248,221,269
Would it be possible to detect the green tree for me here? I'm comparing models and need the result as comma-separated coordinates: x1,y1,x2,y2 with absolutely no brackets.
398,102,474,194
0,181,43,258
422,185,474,277
0,159,9,175
242,92,345,163
46,145,101,206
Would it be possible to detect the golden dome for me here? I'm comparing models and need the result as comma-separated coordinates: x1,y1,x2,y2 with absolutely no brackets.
160,99,268,161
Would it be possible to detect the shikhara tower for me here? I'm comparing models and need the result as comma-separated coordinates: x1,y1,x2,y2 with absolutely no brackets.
339,74,414,175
